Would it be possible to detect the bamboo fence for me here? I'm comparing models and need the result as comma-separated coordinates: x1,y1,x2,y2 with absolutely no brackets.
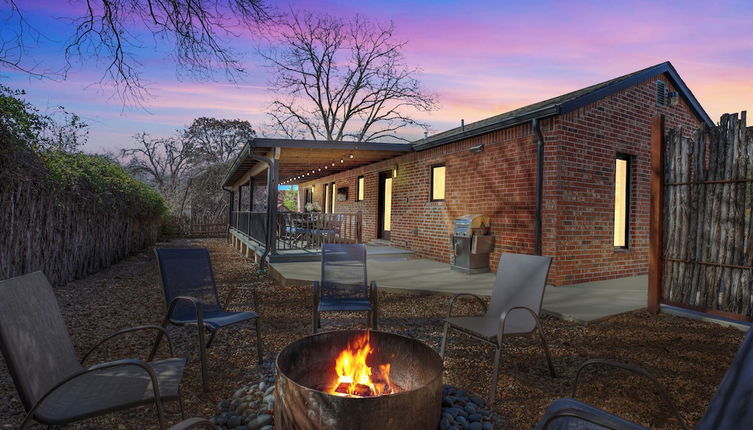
662,112,753,317
0,158,161,286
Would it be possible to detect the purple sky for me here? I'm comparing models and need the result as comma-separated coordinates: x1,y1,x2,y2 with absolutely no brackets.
2,0,751,153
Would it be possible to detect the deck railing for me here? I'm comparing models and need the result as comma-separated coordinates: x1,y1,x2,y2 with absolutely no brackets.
230,211,268,245
230,211,362,251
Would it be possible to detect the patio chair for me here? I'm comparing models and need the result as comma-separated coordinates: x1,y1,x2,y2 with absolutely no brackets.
169,417,221,429
0,271,186,429
313,243,377,333
439,252,555,406
535,327,753,430
152,248,262,392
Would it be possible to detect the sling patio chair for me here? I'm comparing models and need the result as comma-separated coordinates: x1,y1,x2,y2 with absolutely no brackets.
535,326,753,430
0,271,186,429
152,247,262,392
439,252,556,406
313,243,378,333
169,417,221,429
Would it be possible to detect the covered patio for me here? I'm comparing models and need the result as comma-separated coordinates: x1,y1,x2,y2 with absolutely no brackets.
222,138,411,258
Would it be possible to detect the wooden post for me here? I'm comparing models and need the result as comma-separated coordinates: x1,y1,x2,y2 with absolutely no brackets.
648,115,665,313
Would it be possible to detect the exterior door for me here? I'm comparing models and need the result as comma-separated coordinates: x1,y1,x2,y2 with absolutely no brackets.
377,171,393,240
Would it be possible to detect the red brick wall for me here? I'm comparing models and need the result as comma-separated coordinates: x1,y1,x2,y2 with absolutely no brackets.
300,120,554,270
300,73,704,286
545,74,701,285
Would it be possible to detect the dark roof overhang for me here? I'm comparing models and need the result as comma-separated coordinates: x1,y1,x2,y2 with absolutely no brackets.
222,138,413,188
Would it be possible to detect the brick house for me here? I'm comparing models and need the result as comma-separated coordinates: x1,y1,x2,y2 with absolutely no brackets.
223,62,712,286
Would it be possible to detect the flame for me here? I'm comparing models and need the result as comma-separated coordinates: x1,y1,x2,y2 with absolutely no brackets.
329,332,394,397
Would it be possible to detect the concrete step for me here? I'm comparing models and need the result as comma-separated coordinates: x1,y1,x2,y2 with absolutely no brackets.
268,244,415,263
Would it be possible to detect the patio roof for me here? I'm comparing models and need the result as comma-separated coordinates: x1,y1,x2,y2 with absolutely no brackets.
222,138,413,188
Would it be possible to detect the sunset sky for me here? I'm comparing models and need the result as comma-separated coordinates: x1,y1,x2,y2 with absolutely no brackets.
1,0,751,153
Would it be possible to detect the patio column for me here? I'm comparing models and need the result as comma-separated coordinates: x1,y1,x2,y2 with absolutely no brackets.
248,178,254,211
266,159,279,255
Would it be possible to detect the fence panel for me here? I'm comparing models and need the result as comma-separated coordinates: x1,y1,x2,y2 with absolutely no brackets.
660,112,753,319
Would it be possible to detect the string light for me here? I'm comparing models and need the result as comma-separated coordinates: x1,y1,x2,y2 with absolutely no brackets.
280,153,355,184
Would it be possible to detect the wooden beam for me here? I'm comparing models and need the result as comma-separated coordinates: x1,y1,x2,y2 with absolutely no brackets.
648,114,665,313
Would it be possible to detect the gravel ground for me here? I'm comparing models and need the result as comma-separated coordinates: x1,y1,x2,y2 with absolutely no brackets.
0,238,745,429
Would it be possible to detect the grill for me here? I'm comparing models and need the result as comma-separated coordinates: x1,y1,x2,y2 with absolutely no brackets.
450,214,494,274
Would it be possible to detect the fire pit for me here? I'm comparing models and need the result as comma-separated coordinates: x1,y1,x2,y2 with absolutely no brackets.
274,330,443,430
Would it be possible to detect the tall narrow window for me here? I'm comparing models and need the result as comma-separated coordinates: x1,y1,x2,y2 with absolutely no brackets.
431,164,446,201
614,154,630,248
324,184,330,213
357,176,365,201
331,182,336,213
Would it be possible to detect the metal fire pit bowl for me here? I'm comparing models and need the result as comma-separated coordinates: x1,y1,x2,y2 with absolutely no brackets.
274,329,443,430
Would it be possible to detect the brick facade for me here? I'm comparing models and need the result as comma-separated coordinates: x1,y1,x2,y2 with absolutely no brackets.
297,73,703,286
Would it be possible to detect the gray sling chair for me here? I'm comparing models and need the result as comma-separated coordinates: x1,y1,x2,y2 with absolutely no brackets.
0,271,186,429
440,252,556,406
535,326,753,430
152,248,263,393
313,243,378,333
168,417,221,429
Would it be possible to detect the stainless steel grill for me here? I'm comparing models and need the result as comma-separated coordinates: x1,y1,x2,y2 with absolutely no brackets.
450,215,494,274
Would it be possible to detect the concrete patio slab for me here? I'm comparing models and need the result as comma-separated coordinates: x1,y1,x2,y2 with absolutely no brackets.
542,275,647,322
268,254,648,323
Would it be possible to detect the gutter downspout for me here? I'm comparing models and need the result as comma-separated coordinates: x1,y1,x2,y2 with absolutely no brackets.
533,118,545,256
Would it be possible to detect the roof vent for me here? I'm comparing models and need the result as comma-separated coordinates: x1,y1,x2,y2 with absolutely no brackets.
656,80,667,106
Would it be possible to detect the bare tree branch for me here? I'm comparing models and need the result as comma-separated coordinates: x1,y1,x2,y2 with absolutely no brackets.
260,11,438,142
1,0,273,106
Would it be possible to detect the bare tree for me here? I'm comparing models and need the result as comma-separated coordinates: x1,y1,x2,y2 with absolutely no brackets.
184,117,255,164
182,117,254,220
121,133,191,212
121,117,252,217
1,0,272,104
261,11,438,142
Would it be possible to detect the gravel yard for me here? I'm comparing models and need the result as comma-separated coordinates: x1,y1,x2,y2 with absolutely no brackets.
0,238,745,429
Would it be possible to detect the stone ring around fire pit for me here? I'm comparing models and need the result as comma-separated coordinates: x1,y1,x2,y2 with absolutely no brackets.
274,329,443,430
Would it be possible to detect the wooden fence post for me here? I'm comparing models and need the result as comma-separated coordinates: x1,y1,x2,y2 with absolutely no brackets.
648,114,665,313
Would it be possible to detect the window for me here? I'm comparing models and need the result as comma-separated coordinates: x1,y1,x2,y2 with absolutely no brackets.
431,164,446,201
331,182,336,213
614,154,631,248
357,176,365,201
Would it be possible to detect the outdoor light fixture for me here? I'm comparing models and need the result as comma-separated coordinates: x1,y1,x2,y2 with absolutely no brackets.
340,159,344,163
349,154,354,158
392,164,398,178
332,162,335,166
469,144,485,153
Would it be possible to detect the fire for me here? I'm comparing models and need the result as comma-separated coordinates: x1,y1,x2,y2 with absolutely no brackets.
329,332,394,397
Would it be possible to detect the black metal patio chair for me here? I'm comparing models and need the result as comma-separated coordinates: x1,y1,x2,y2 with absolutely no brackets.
535,327,753,429
313,243,377,332
0,271,186,429
151,248,262,392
